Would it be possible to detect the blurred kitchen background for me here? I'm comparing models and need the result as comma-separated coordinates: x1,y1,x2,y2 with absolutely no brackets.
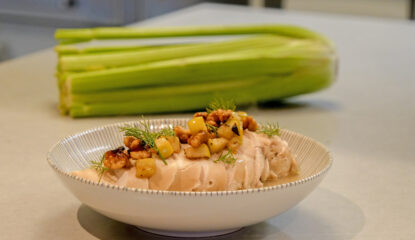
0,0,413,61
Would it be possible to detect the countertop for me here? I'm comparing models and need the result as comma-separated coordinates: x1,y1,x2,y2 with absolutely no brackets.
1,3,414,240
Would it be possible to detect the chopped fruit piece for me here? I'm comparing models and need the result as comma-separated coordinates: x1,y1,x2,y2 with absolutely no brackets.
185,144,211,159
208,138,229,153
167,136,181,153
155,137,174,159
226,116,243,142
187,117,208,135
237,111,248,121
217,124,234,140
136,158,156,178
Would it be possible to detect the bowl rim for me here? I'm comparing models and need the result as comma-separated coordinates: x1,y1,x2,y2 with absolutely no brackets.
47,118,332,196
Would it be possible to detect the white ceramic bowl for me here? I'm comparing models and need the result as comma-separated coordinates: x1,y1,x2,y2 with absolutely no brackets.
47,119,332,237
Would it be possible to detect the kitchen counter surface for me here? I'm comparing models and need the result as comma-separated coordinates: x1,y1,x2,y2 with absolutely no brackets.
0,3,414,240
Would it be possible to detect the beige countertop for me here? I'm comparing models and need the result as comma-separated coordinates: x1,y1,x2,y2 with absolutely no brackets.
1,3,414,240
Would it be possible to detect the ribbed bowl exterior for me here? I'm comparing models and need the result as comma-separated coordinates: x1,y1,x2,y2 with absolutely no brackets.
47,119,332,233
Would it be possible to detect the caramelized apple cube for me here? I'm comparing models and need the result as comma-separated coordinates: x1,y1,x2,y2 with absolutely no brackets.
187,117,207,135
155,137,174,159
208,138,229,153
237,111,248,121
136,158,156,178
185,144,211,159
217,124,234,139
167,136,181,153
226,116,243,139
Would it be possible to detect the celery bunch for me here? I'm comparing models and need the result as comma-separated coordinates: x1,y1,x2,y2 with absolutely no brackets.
54,25,337,117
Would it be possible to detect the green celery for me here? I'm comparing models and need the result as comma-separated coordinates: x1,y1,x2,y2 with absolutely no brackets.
55,25,332,48
68,61,335,117
54,44,190,56
65,41,331,94
67,76,264,106
58,35,294,72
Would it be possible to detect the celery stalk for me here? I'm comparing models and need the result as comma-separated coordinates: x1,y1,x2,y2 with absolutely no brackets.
55,25,332,47
54,24,337,117
68,61,334,117
65,41,331,94
59,35,294,72
55,45,158,56
54,43,198,56
68,77,265,105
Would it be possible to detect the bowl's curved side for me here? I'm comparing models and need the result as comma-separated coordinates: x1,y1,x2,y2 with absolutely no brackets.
55,166,329,232
47,119,332,232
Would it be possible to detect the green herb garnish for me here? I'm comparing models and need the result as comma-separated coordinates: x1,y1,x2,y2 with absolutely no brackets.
214,149,237,165
206,123,218,135
259,123,280,137
206,98,236,113
90,154,108,183
158,127,176,137
120,117,155,147
120,117,170,165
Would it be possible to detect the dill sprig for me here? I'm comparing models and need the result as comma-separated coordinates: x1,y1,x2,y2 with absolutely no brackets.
90,154,108,183
206,123,218,135
158,127,176,137
120,117,155,147
259,122,280,137
214,149,237,165
119,117,170,165
206,98,236,113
